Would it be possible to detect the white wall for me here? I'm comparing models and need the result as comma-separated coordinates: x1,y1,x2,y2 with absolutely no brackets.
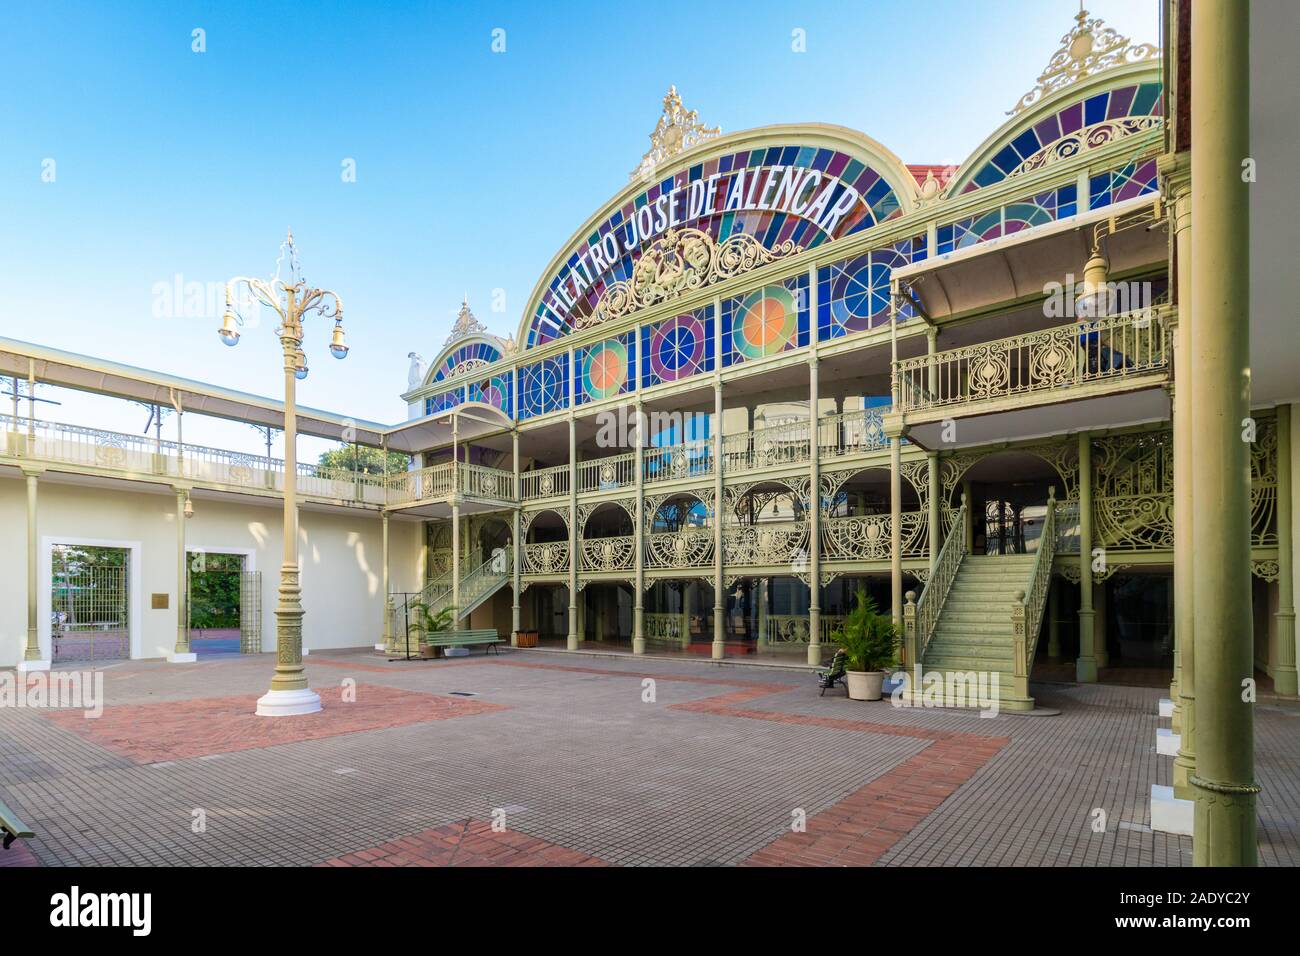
0,475,423,666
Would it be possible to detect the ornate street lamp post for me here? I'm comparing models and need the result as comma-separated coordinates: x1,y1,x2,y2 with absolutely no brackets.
219,231,349,716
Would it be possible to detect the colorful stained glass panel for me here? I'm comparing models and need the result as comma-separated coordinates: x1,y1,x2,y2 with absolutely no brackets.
641,308,715,388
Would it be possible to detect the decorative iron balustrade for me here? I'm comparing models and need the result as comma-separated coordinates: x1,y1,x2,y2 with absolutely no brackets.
1,414,387,504
821,510,926,561
643,612,684,643
816,409,888,459
722,521,810,568
643,440,714,485
384,462,456,505
522,540,570,574
904,499,968,668
893,307,1172,414
1014,492,1057,690
579,534,636,572
520,464,569,500
722,418,811,472
645,527,713,569
577,452,636,494
459,462,515,500
760,614,845,645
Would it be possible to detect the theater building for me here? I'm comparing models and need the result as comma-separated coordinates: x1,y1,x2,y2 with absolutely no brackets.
0,4,1289,864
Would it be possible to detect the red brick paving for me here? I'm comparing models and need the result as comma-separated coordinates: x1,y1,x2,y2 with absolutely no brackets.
317,818,607,867
0,842,39,867
42,683,508,764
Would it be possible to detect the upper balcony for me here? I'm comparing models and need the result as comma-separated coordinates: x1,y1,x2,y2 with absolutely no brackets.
517,408,892,506
2,414,388,508
891,306,1173,450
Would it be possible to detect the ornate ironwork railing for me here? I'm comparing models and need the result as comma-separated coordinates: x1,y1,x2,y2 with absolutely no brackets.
577,452,636,494
904,499,968,668
385,461,456,505
643,612,684,643
722,521,809,568
645,527,713,569
821,510,927,561
458,462,514,500
644,440,713,485
893,307,1172,413
522,540,570,574
1013,491,1057,693
760,614,846,645
457,550,511,617
816,409,888,458
579,534,636,572
721,418,810,472
520,463,569,501
1,414,387,504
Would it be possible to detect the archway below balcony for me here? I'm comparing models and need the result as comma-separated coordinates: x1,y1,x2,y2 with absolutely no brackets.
943,451,1068,556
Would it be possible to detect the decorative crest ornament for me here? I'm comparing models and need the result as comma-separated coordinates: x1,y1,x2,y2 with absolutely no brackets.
583,227,801,328
630,86,721,181
444,296,490,346
1008,7,1159,115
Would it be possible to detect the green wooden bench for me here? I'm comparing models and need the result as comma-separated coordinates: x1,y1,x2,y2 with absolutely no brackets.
423,629,504,656
0,798,34,851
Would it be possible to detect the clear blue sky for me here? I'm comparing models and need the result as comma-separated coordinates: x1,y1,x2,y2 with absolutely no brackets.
0,0,1158,457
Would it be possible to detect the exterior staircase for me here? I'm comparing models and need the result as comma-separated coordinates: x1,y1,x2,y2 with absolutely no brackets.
920,555,1038,710
385,551,511,653
904,492,1057,712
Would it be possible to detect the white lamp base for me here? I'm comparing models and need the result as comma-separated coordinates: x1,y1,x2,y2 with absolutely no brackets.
1150,784,1194,835
256,688,322,717
16,659,51,672
169,652,197,663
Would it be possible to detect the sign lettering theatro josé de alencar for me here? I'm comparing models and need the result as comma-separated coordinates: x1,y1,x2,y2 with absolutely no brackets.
535,161,871,332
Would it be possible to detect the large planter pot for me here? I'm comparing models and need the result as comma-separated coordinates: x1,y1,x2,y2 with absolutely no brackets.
846,669,885,701
419,644,438,659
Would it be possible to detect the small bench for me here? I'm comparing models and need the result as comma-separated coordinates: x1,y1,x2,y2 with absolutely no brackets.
423,629,504,656
0,798,34,851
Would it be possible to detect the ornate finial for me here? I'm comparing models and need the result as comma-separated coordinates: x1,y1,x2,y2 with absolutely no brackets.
630,86,721,181
444,297,489,346
1008,7,1159,114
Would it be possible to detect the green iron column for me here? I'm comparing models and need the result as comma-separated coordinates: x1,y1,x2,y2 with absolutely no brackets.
1274,404,1296,696
633,399,646,654
173,487,194,661
807,356,822,665
712,379,725,660
567,412,578,650
1189,0,1258,866
1076,432,1097,682
511,429,521,647
19,466,47,671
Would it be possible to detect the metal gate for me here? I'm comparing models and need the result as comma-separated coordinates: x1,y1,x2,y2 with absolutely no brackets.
51,544,130,663
240,570,262,653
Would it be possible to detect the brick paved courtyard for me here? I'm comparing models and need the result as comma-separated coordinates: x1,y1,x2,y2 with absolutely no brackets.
1,649,1297,867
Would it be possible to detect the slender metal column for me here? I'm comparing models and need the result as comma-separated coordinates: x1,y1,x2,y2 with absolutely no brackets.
1047,577,1061,659
712,379,725,659
380,511,390,649
1189,0,1258,866
890,434,902,632
511,429,522,647
1274,404,1297,696
807,357,821,665
1095,581,1108,669
174,487,191,658
927,452,940,573
451,499,461,617
633,399,646,654
567,413,578,650
1165,155,1197,782
20,467,46,669
1076,432,1097,682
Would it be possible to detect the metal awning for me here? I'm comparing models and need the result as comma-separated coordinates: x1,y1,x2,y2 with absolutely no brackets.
893,194,1167,321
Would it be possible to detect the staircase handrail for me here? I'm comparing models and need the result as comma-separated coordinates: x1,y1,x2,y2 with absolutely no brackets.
904,497,968,667
1012,489,1058,689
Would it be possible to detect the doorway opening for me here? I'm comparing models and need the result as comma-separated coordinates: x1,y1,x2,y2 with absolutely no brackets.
186,552,261,656
51,543,130,664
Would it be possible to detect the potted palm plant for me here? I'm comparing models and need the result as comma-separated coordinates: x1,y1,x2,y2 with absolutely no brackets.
408,601,456,658
830,589,897,701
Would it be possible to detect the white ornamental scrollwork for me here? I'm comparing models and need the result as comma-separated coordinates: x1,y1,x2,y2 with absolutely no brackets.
523,541,569,574
1008,9,1160,115
584,228,801,329
723,522,809,568
645,528,713,569
580,535,636,573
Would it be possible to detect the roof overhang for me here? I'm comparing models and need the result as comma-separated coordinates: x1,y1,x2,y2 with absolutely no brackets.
893,194,1167,321
0,337,392,445
380,402,513,454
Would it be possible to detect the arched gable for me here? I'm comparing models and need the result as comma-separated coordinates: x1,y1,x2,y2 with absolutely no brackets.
517,124,919,350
